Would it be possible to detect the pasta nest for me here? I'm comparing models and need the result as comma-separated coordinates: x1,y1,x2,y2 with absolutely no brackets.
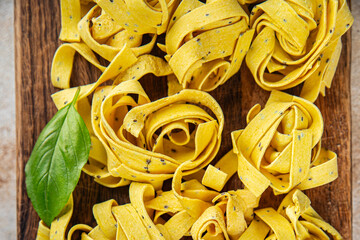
243,189,342,239
246,0,353,102
232,91,338,197
83,80,224,187
164,0,254,92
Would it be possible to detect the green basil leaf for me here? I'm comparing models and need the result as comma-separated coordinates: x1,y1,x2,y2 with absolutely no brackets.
25,88,91,226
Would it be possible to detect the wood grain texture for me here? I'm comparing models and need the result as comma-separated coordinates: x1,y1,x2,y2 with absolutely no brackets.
15,0,352,239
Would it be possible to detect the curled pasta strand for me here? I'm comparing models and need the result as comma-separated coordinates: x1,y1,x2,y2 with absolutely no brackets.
96,0,180,35
165,0,254,92
241,189,343,239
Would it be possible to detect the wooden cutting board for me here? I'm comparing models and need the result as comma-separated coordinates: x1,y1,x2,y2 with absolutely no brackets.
15,0,352,239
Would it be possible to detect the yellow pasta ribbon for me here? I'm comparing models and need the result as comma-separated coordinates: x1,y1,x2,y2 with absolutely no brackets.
246,0,353,102
96,0,179,35
232,90,338,197
59,0,81,42
78,5,157,62
241,189,343,239
35,171,259,240
165,0,254,92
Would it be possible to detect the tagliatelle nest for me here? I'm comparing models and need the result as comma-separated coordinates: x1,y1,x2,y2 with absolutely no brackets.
53,78,224,188
232,91,338,197
164,0,254,92
243,189,343,239
246,0,353,102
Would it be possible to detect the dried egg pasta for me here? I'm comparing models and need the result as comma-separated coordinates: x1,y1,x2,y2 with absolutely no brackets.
52,2,158,90
35,156,259,240
35,186,343,239
103,85,224,186
32,0,349,239
59,0,81,42
96,0,179,35
165,0,254,92
78,5,157,62
240,189,343,239
246,0,353,102
232,90,338,197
